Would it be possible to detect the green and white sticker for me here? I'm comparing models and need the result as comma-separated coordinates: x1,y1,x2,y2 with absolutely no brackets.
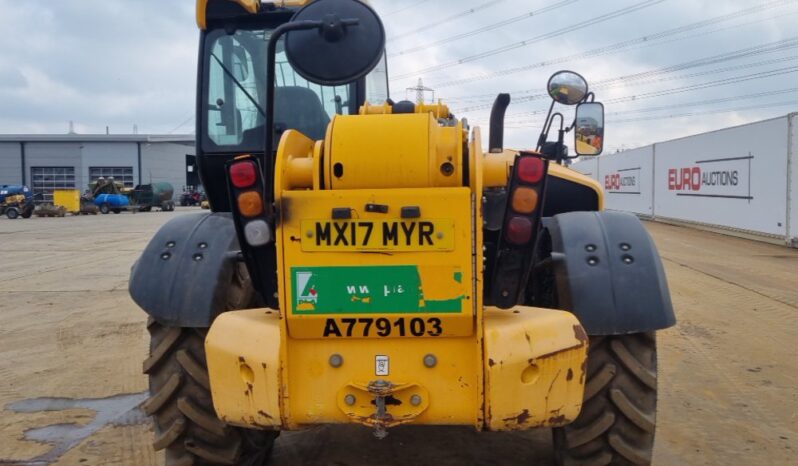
291,265,464,314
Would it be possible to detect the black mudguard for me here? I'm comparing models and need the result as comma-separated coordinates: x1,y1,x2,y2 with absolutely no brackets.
129,212,243,327
547,211,676,335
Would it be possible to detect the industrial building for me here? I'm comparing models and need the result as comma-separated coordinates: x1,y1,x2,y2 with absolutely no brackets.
0,134,196,202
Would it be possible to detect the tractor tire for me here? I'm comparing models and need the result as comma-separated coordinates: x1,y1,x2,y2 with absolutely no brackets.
6,208,19,219
100,203,110,214
553,333,658,466
142,264,272,465
113,209,121,214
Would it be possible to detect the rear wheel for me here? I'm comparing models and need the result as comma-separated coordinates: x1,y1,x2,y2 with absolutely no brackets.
143,264,274,465
6,208,19,219
553,333,658,466
100,203,110,214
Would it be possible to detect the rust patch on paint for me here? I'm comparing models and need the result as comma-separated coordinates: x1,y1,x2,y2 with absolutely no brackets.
258,410,274,419
548,414,567,425
566,368,574,381
580,359,587,384
502,409,530,425
488,358,496,367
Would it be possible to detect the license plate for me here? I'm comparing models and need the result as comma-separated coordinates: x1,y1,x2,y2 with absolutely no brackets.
300,219,454,252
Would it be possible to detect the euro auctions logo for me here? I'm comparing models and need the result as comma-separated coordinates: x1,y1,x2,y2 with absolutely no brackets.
604,167,640,194
666,155,753,201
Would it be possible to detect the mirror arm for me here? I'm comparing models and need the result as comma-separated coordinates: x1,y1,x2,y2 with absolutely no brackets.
263,19,351,213
536,100,556,151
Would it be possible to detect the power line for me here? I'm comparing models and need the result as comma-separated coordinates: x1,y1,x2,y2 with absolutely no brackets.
427,0,798,89
389,0,582,57
448,36,798,105
387,0,507,42
382,0,431,17
606,87,798,116
485,86,798,126
451,38,798,113
391,0,667,80
608,99,798,124
483,67,798,127
168,115,194,134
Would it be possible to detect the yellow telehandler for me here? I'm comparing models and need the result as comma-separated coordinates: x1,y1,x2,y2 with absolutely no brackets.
130,1,675,464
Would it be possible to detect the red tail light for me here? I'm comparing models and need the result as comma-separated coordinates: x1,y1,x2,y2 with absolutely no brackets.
506,216,533,245
230,161,257,188
517,156,544,184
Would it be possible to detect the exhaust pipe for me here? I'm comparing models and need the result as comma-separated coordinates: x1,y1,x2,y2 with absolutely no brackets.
489,93,511,153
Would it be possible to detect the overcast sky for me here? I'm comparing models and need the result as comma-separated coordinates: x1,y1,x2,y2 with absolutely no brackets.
1,0,796,152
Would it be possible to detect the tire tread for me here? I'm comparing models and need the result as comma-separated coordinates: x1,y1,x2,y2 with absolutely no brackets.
554,333,658,466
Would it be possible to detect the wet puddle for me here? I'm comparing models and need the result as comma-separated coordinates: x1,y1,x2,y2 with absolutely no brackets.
2,392,147,465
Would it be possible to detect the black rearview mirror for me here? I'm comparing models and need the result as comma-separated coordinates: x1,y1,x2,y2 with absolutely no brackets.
284,0,386,86
574,102,604,156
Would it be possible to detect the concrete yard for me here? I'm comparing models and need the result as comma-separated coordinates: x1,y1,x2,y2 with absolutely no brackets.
0,211,796,465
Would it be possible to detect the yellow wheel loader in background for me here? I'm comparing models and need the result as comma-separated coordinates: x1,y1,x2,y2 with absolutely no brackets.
130,1,675,464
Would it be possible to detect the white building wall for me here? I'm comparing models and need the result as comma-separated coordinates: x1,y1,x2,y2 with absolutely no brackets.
570,114,795,246
788,113,798,246
597,146,654,216
653,116,789,237
570,157,598,182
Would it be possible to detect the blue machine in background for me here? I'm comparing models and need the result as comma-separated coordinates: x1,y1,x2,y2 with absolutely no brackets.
0,185,33,203
94,193,130,214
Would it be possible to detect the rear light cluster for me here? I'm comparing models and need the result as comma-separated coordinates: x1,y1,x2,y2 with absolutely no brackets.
504,156,546,246
227,156,272,247
489,153,550,309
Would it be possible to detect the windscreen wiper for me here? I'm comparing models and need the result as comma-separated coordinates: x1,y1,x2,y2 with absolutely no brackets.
211,53,266,117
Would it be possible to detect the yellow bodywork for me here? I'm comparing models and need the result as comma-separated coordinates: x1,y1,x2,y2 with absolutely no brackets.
197,0,372,29
205,102,594,432
483,149,604,209
53,189,81,213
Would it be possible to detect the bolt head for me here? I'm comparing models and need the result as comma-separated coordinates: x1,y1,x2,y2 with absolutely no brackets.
329,354,344,368
410,394,422,406
306,230,314,238
344,394,356,406
423,354,437,368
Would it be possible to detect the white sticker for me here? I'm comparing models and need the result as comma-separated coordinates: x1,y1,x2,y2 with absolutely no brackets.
375,355,389,376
